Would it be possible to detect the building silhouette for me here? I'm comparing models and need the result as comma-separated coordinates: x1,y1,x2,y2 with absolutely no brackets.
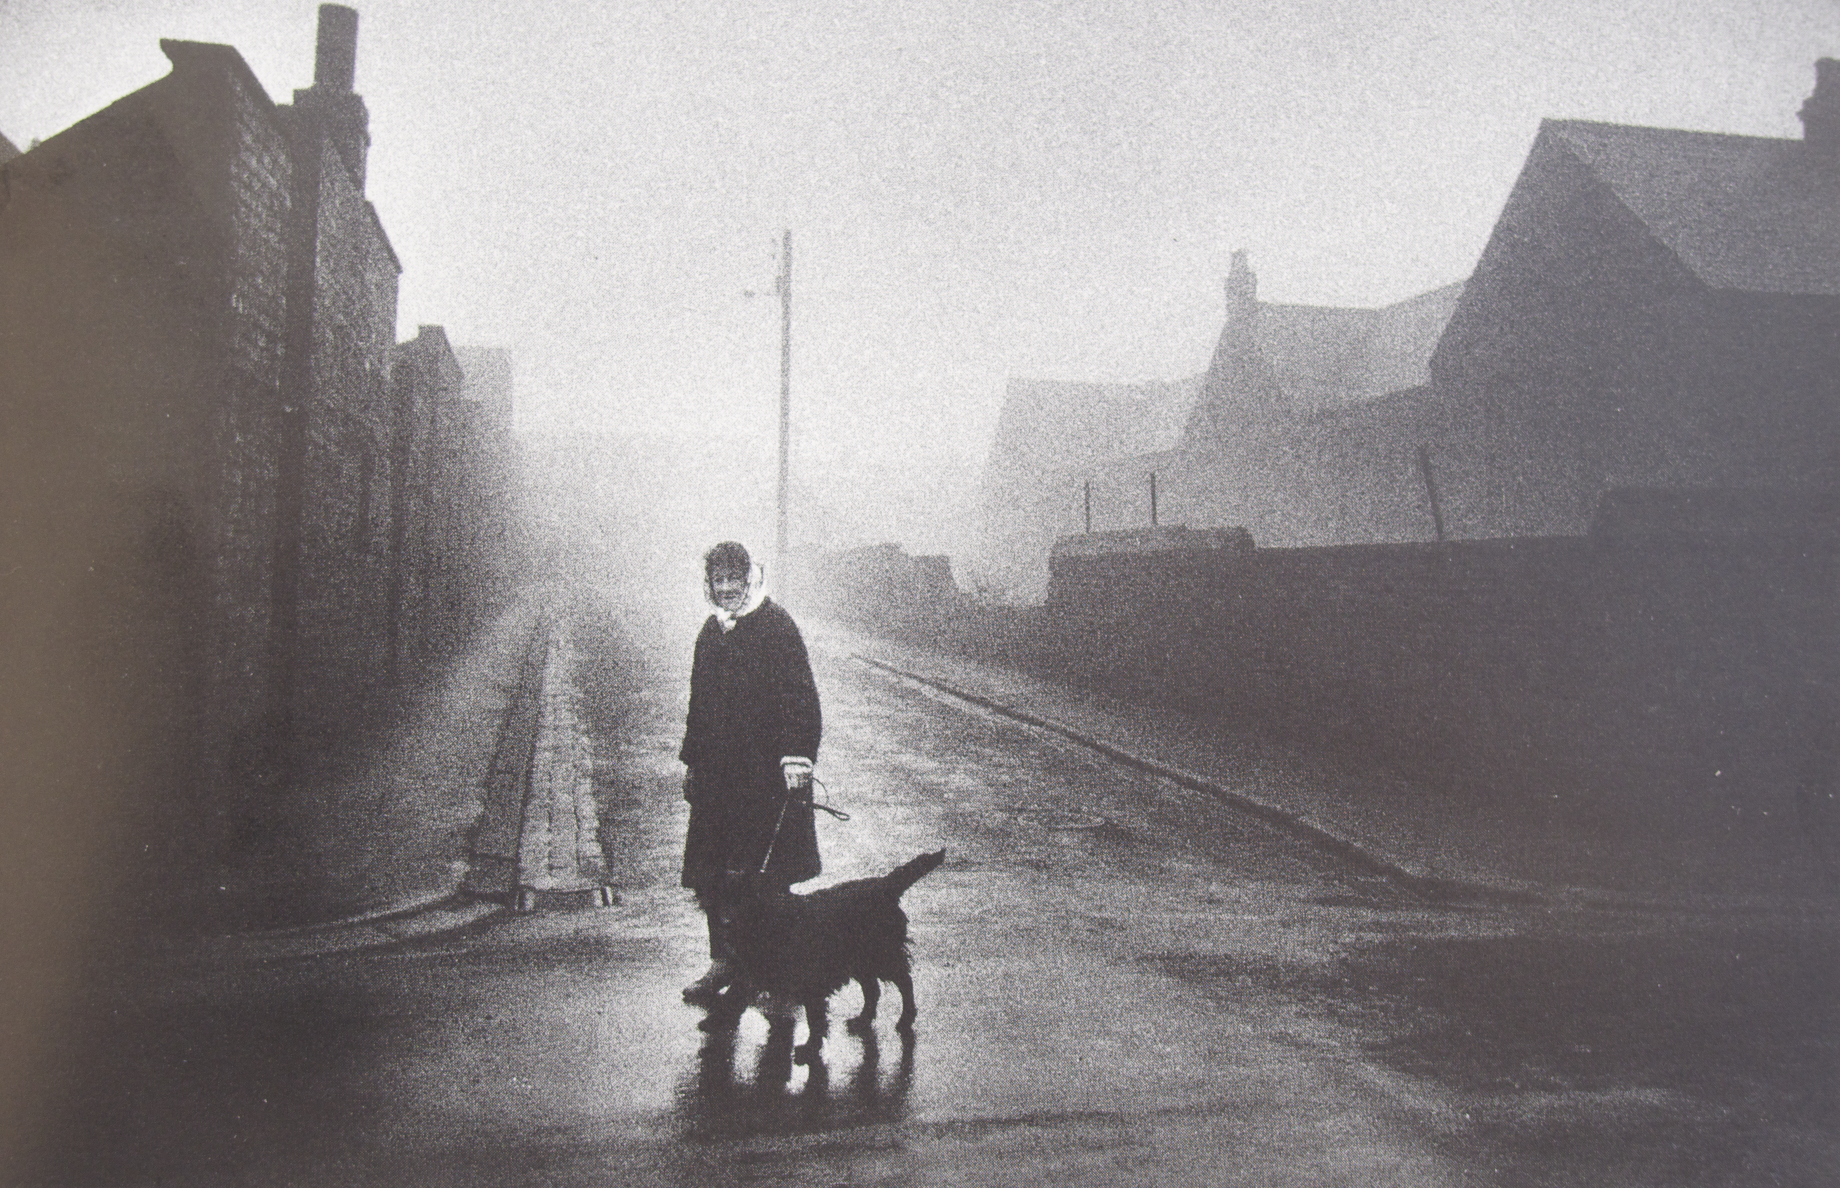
0,6,514,860
977,62,1840,599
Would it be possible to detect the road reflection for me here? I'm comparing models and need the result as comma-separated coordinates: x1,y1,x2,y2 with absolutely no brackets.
672,1017,914,1140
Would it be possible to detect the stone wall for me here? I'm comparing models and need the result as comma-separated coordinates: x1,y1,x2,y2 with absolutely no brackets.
840,526,1838,889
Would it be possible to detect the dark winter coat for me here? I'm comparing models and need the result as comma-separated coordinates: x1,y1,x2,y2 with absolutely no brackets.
679,597,822,889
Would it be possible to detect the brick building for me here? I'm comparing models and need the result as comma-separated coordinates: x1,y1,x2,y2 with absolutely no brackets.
451,346,520,634
387,326,466,673
388,335,519,666
276,7,406,738
3,32,308,810
0,7,512,853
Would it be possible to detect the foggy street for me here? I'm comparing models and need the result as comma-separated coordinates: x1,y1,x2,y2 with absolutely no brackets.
9,5,1840,1186
14,593,1836,1188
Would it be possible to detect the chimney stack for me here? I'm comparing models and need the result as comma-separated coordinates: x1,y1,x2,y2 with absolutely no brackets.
313,4,358,92
1799,58,1840,161
294,4,371,191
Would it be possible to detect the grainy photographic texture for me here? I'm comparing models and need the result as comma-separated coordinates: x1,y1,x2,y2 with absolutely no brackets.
3,2,1838,1184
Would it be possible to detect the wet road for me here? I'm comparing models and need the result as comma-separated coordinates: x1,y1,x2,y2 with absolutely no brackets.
17,599,1840,1186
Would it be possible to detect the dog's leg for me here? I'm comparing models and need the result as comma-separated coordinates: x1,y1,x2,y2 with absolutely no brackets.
697,980,751,1032
891,969,917,1034
794,996,829,1065
847,977,880,1033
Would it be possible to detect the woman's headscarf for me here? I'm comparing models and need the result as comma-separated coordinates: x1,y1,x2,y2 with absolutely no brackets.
703,540,767,630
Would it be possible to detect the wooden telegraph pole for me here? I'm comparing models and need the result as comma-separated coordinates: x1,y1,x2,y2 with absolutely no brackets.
776,230,792,577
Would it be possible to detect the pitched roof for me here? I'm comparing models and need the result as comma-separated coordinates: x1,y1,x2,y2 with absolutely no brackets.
1256,281,1466,413
1548,118,1840,296
160,39,275,114
985,375,1202,478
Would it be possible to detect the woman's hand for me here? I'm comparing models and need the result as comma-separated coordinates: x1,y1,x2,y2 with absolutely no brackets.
780,756,813,798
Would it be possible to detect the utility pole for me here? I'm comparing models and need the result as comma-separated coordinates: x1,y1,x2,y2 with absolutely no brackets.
776,230,792,578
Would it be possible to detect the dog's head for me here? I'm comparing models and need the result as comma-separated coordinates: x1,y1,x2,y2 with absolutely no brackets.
709,868,793,935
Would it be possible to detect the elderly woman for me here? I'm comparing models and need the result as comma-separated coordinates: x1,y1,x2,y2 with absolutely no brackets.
679,541,823,1005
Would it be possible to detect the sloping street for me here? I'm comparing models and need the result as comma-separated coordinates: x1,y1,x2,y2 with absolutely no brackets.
12,593,1838,1187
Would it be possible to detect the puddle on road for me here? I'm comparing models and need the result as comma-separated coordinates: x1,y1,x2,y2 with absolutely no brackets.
669,1025,916,1142
1152,922,1840,1186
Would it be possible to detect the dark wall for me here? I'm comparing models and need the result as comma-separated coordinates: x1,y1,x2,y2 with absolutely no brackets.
0,53,292,930
1,41,516,871
207,54,295,787
0,57,284,833
844,533,1838,890
289,139,400,732
1046,537,1829,795
1431,127,1840,534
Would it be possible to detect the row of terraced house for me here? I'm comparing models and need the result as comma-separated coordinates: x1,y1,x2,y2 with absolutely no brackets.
979,62,1840,600
1,7,518,843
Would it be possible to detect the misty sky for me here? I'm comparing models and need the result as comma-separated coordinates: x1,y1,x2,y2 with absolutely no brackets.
4,0,1837,562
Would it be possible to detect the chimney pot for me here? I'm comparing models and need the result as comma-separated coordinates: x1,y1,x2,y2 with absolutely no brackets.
313,5,359,92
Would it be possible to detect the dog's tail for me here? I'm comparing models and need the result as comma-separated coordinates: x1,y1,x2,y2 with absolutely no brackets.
882,848,946,897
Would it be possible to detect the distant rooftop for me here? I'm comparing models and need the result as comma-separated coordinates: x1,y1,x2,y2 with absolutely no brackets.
1255,281,1466,413
986,375,1202,475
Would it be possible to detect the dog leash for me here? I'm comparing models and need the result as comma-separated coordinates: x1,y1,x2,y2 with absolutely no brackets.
756,775,849,876
811,776,850,821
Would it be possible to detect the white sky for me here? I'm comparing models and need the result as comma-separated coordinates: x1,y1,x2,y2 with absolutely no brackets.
4,0,1837,560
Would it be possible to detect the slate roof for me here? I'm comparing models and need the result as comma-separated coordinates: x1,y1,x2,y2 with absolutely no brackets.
1547,118,1840,296
1254,281,1466,413
984,375,1202,477
991,268,1465,474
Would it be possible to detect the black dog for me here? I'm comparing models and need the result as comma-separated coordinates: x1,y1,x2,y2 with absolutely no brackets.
699,849,946,1065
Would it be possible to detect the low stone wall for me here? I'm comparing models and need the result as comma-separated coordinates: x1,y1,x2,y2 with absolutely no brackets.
850,534,1838,893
